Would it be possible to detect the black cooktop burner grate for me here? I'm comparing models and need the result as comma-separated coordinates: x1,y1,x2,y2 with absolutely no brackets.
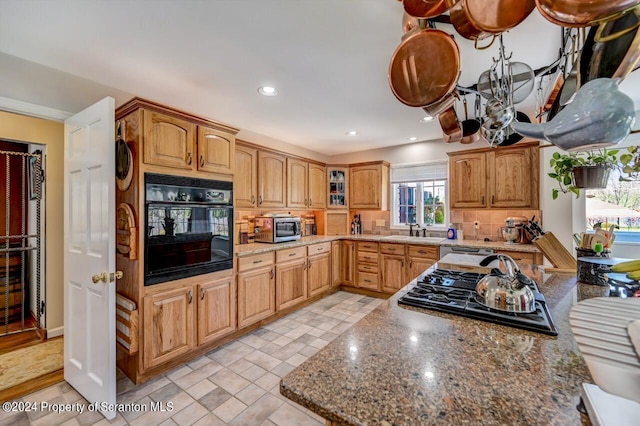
399,269,558,336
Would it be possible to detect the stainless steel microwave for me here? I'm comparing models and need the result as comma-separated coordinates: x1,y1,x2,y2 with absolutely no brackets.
254,216,302,243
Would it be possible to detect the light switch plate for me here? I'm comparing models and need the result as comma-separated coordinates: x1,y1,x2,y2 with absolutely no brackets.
375,219,385,227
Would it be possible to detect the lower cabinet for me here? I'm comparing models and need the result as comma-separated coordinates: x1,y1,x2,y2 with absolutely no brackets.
331,241,341,287
143,287,195,370
341,240,356,286
276,247,308,311
356,241,379,291
407,245,438,280
142,269,236,370
495,250,542,268
237,252,275,329
380,243,406,294
307,242,331,297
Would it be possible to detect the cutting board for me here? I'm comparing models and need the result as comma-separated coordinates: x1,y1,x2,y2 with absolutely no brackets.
437,253,499,274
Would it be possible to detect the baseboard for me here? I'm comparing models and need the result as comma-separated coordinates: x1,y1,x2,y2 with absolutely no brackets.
47,326,64,339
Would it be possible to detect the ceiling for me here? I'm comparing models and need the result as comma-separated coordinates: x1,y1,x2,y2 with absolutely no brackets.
0,1,639,157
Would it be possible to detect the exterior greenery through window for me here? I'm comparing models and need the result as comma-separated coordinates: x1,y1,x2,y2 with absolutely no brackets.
391,162,447,228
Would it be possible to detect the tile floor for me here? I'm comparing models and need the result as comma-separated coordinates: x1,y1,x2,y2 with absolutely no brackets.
0,291,383,426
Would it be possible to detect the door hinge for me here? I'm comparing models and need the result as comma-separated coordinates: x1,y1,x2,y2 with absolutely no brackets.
40,300,45,316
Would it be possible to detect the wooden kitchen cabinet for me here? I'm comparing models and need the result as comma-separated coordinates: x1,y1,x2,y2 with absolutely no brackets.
307,242,331,297
332,241,341,286
308,163,326,209
341,240,356,286
327,166,349,209
407,245,438,280
276,247,308,310
197,126,234,175
258,151,287,208
143,287,195,370
356,241,379,290
143,110,196,170
197,272,236,346
287,159,326,209
350,162,389,210
237,252,275,328
380,243,406,294
448,143,539,209
235,143,258,208
495,250,543,268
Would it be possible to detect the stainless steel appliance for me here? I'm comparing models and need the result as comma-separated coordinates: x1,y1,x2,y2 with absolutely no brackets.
439,245,494,259
254,215,302,243
144,173,233,285
398,268,558,335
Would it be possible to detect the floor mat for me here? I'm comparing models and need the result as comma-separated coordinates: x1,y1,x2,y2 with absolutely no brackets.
0,337,63,392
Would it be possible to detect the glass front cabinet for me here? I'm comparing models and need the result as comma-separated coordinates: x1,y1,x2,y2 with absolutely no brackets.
327,166,348,209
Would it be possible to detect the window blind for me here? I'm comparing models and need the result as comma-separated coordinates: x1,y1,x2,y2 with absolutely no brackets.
390,161,448,183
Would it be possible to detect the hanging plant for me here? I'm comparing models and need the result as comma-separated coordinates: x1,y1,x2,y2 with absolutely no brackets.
548,149,619,199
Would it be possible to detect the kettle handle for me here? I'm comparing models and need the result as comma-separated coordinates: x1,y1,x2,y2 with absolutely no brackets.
480,254,499,266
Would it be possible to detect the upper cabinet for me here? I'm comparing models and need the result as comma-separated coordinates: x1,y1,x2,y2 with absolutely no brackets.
327,166,348,209
258,151,287,208
118,98,237,178
235,144,258,208
449,143,539,209
287,159,326,209
350,162,389,210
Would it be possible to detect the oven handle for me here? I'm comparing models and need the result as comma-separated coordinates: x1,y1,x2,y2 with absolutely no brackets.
146,201,233,208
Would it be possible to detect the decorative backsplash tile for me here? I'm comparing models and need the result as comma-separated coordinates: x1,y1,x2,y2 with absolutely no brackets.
450,209,541,241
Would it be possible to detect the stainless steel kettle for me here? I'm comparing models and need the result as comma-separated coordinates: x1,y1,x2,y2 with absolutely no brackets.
475,254,536,313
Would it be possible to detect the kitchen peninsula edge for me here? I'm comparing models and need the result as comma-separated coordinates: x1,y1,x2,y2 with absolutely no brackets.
279,262,602,425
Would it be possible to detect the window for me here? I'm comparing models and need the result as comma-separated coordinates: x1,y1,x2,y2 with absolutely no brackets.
391,162,447,228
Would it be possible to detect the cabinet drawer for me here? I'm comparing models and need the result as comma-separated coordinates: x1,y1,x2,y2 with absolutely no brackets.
408,245,438,259
238,252,274,272
307,242,331,257
357,263,378,274
496,250,535,264
276,246,307,263
357,251,378,264
357,272,379,289
380,243,405,255
357,242,378,252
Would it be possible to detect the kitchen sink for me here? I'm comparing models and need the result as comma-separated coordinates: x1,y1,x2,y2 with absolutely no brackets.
381,235,444,243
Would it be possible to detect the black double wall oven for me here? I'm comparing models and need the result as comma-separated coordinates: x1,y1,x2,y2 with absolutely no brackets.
144,173,233,285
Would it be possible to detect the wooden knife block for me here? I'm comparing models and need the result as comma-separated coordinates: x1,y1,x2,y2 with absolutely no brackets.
533,232,577,271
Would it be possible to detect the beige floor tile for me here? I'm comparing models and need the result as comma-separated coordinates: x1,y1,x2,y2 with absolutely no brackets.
244,351,282,371
227,358,254,374
187,356,212,370
254,372,281,391
271,335,293,346
165,365,193,382
158,419,178,426
212,397,247,423
59,418,80,426
117,376,172,405
270,362,296,378
268,402,323,426
170,401,209,426
191,413,226,426
309,338,329,349
173,362,223,390
90,412,128,426
185,379,217,400
284,353,308,367
129,392,194,426
238,364,268,382
235,383,267,406
208,368,251,395
227,393,283,426
239,334,268,349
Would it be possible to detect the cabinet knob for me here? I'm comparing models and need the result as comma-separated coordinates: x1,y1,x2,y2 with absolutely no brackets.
251,195,255,205
259,195,263,205
200,155,205,167
187,152,193,165
270,269,274,279
188,290,193,304
201,288,205,300
481,195,485,205
491,195,495,204
309,198,312,206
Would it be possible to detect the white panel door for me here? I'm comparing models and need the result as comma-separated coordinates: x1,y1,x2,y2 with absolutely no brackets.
63,97,116,419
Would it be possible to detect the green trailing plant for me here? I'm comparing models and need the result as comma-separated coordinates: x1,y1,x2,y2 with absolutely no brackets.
619,145,640,180
548,148,619,199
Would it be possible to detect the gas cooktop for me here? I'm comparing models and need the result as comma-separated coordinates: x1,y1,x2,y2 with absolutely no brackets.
398,269,558,336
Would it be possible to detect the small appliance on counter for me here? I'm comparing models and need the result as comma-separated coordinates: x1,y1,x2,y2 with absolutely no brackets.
498,216,531,244
255,214,302,243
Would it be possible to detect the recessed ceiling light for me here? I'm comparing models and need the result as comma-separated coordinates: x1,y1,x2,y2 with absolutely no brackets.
346,131,358,136
420,116,434,123
258,86,278,96
408,137,418,142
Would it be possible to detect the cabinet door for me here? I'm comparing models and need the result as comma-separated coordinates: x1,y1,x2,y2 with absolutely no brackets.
143,287,195,370
308,163,327,209
276,259,307,311
488,147,534,208
407,257,435,281
449,153,487,208
237,266,275,328
197,126,234,175
197,276,236,346
235,145,258,208
327,167,348,209
258,151,286,208
350,165,381,209
308,253,331,297
381,254,406,293
143,110,196,170
331,241,341,286
287,158,308,208
341,241,355,286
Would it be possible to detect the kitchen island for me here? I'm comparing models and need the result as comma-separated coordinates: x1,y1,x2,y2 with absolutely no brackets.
280,262,605,425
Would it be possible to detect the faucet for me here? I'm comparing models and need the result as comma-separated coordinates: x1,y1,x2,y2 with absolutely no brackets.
407,223,418,236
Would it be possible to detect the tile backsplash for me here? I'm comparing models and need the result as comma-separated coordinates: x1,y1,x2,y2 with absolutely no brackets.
450,209,541,241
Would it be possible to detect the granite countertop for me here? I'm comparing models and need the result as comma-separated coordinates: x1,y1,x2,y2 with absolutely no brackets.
280,263,605,425
236,234,540,257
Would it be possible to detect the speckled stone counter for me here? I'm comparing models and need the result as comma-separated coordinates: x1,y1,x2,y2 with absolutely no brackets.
235,234,541,257
280,263,601,425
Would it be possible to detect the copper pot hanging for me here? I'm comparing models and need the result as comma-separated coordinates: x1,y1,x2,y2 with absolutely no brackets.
535,0,640,27
403,0,450,19
448,0,536,41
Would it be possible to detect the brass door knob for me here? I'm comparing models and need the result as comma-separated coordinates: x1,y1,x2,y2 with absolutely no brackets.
92,272,107,284
109,270,124,282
